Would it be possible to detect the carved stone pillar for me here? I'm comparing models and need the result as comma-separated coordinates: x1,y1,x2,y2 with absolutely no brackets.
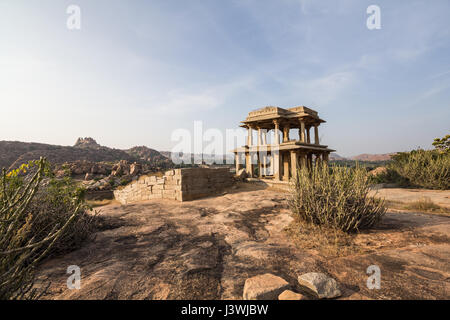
273,148,281,181
273,120,280,145
306,127,311,144
258,152,263,178
263,153,267,176
247,125,253,146
246,152,253,177
314,125,319,145
283,125,290,142
257,127,262,146
300,120,306,143
290,150,298,179
283,153,290,181
235,153,240,174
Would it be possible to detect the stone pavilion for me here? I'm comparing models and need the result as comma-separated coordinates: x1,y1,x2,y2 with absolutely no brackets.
232,106,335,182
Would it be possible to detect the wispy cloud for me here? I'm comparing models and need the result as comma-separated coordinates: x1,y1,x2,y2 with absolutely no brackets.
295,71,356,105
418,83,450,100
149,91,221,116
142,76,257,117
429,69,450,80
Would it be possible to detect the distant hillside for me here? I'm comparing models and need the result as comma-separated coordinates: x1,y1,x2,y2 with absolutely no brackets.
329,153,346,161
1,138,397,171
329,152,395,162
0,138,172,170
159,151,172,159
161,151,393,164
349,153,395,161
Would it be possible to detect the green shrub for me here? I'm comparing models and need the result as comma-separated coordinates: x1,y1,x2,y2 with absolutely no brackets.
288,164,386,233
0,158,91,299
120,177,130,186
389,149,450,189
368,167,409,186
108,177,116,186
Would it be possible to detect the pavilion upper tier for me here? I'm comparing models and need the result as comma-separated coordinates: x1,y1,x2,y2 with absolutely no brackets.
239,106,325,129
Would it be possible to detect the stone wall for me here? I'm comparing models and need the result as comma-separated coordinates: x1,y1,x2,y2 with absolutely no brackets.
113,167,233,204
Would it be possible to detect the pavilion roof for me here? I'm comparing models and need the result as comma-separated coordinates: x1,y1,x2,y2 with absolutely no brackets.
240,106,325,129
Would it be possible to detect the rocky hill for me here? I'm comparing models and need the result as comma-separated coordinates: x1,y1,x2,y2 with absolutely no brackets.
125,146,171,166
0,138,172,170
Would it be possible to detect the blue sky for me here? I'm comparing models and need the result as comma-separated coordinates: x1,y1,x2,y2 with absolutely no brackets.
0,0,449,156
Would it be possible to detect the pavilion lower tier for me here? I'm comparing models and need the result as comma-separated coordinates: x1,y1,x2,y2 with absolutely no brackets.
233,144,332,181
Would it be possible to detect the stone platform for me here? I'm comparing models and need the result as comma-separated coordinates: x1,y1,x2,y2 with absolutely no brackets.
246,177,291,191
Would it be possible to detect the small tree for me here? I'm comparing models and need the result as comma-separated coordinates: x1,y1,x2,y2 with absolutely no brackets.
432,134,450,153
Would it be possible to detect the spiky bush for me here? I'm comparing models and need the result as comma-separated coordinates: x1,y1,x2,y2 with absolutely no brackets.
0,158,91,299
388,150,450,190
288,164,386,233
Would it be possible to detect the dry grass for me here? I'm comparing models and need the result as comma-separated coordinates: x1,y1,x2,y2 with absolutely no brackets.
285,217,360,258
285,213,447,259
385,197,449,215
405,197,443,212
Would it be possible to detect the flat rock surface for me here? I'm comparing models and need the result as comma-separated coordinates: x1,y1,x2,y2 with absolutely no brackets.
369,188,450,209
34,184,450,299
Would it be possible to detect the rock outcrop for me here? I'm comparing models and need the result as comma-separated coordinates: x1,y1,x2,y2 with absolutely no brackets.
243,274,290,300
278,290,305,300
74,137,101,149
297,272,341,299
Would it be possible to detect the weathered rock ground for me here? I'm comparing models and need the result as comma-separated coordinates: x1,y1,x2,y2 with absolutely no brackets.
369,187,450,210
35,184,450,300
